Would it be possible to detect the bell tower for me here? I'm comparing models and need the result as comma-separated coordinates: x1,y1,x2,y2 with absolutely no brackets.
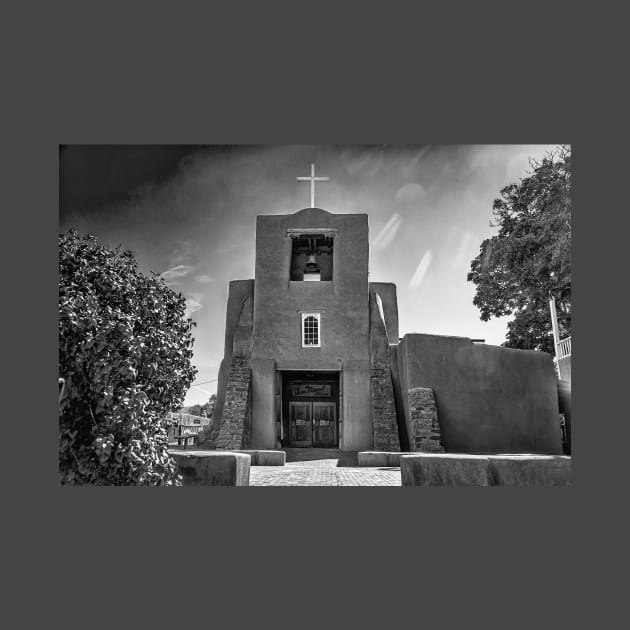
248,206,373,451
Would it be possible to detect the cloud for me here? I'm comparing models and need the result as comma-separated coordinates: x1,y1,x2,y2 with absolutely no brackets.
399,146,431,178
408,250,433,290
168,239,195,267
452,231,476,270
395,182,426,204
184,293,203,318
161,264,194,281
341,147,384,176
372,213,402,251
195,274,214,283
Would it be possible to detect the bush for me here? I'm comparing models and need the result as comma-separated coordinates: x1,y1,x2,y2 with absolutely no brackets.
58,231,197,485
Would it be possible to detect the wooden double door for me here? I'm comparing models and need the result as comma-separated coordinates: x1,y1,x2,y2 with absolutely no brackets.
288,401,337,448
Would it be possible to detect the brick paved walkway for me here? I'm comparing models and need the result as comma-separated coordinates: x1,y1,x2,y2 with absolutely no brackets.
250,457,401,486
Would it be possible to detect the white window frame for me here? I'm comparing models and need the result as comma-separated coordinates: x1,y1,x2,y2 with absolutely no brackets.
301,312,321,348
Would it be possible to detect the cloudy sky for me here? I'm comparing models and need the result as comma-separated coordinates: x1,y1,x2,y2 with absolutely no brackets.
59,144,559,406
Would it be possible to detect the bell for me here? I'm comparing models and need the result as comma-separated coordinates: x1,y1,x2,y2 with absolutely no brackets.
303,254,321,281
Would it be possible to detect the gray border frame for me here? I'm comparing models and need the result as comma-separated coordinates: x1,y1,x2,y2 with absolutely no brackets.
9,0,613,626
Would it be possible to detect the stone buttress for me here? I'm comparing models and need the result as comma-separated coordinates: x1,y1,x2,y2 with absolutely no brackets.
369,291,401,451
407,387,445,452
198,294,254,450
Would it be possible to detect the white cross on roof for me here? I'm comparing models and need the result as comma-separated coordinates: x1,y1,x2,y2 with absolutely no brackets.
296,163,330,208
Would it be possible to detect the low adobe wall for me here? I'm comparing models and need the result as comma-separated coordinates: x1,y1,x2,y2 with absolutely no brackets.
395,334,562,454
171,451,251,486
400,453,571,486
229,450,286,466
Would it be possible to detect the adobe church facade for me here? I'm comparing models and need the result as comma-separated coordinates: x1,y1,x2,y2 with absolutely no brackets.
202,206,563,455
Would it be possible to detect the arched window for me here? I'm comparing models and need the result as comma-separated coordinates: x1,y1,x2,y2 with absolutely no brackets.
302,313,321,347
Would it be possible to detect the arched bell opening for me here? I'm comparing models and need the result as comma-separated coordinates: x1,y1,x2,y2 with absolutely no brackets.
289,233,334,281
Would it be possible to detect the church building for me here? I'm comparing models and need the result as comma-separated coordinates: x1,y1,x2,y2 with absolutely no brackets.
200,170,563,455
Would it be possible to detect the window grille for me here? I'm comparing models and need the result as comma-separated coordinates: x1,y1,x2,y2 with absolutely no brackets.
302,313,321,347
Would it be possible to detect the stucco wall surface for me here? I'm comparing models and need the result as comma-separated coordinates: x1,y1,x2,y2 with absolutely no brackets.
396,334,562,454
252,209,370,366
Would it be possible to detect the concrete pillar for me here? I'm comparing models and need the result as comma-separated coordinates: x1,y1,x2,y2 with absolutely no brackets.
342,360,372,451
250,358,277,449
389,344,410,450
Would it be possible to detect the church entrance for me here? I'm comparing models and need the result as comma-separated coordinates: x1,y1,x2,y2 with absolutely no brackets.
282,371,339,448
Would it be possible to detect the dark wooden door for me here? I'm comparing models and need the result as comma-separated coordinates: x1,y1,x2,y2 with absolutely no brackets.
312,402,336,447
288,402,312,447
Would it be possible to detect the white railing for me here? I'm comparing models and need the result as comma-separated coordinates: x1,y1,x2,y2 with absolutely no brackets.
167,411,210,425
556,336,571,360
168,425,205,439
175,425,204,435
167,411,210,438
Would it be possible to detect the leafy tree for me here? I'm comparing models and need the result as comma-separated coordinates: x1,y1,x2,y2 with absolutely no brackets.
205,393,216,419
468,146,571,353
59,230,197,485
181,394,216,419
184,404,204,417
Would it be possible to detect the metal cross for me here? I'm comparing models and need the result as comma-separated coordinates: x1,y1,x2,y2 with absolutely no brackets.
296,163,330,208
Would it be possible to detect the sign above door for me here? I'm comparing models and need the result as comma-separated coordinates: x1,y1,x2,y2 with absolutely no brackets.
291,383,332,397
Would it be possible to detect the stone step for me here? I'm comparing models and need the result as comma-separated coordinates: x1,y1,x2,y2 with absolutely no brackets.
282,448,358,466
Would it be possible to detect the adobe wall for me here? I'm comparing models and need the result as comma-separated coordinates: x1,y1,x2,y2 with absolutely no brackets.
395,334,563,454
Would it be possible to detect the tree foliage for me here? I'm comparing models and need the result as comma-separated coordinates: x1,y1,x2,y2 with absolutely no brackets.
468,146,571,353
59,231,197,485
